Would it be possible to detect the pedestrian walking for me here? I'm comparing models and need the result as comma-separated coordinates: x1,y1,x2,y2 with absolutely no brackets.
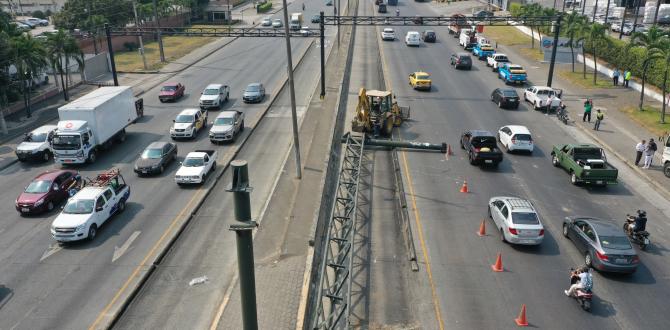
624,69,632,87
643,138,658,169
612,68,620,86
583,99,592,122
635,139,646,166
594,109,604,130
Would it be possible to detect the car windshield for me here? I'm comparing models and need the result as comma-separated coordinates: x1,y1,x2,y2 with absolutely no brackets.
203,88,219,95
498,56,509,61
599,235,633,250
513,134,532,141
63,199,94,214
384,29,394,33
161,86,177,91
25,132,48,142
509,66,523,70
175,115,194,123
183,157,204,167
503,90,518,97
511,212,540,225
459,56,470,61
141,148,163,159
471,136,496,147
25,180,52,193
215,117,234,125
574,148,603,160
416,74,430,80
52,135,81,150
246,85,260,92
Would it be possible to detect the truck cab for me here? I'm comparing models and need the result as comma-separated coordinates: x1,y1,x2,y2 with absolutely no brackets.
52,120,97,164
459,30,478,50
51,169,129,242
290,13,303,30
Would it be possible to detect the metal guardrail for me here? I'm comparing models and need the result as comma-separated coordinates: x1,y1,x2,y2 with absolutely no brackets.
311,133,365,329
391,147,419,271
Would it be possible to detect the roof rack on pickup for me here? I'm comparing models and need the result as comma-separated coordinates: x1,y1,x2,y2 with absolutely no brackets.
507,198,534,211
82,168,126,193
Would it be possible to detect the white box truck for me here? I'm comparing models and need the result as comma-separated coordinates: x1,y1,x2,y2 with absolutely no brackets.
52,86,137,164
290,13,303,30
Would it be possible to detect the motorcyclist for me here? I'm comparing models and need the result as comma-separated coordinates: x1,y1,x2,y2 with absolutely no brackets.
565,267,593,297
633,210,647,233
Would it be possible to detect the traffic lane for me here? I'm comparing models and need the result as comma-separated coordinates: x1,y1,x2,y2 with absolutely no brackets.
382,19,670,328
112,33,324,330
0,34,315,330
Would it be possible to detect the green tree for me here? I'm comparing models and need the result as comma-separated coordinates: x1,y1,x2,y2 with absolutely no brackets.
0,31,12,133
629,26,669,111
584,23,608,85
658,39,670,123
11,34,48,118
46,30,83,101
563,11,587,73
54,0,133,30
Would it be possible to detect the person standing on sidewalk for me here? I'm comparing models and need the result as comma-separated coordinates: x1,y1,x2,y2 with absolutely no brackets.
624,69,632,87
612,68,620,86
583,99,592,122
635,139,646,166
643,138,658,169
594,109,604,130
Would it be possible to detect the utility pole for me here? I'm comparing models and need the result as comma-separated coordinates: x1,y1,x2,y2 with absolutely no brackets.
105,24,119,86
337,0,340,48
152,0,166,62
547,14,563,87
133,1,148,70
592,0,598,23
632,0,641,35
320,11,325,100
280,0,303,179
604,0,611,25
619,5,627,39
227,160,258,330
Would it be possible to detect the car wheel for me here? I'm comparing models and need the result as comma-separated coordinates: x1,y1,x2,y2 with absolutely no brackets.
584,253,592,267
42,150,51,162
117,199,126,213
552,155,560,167
240,120,245,131
88,224,97,241
160,165,165,173
47,201,54,211
498,101,503,108
570,172,578,185
160,99,165,103
469,153,476,165
488,205,492,218
524,94,528,102
500,228,507,243
563,224,569,237
664,163,670,178
191,128,196,138
87,151,97,164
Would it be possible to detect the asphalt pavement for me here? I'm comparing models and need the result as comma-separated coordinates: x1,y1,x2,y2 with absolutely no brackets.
0,2,323,329
374,0,670,329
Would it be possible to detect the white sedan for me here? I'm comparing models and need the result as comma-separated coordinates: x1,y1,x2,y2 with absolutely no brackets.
488,196,544,245
497,125,534,153
381,28,396,41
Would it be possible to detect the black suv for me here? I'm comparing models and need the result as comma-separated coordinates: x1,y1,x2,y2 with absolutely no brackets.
422,30,436,42
450,53,472,70
491,88,520,109
460,130,503,167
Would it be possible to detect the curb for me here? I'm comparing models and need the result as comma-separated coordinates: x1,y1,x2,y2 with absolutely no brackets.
575,121,670,200
99,37,316,330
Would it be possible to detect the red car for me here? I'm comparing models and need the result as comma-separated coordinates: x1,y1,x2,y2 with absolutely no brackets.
159,82,185,102
15,170,80,215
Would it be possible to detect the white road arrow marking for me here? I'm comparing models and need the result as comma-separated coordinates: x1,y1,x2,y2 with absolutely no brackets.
112,231,141,263
40,244,63,262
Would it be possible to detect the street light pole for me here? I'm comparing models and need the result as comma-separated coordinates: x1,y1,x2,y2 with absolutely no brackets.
547,14,563,87
105,23,119,86
132,0,148,70
280,0,303,179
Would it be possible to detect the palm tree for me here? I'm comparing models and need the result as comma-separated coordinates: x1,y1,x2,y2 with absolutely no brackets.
658,39,670,123
585,23,608,85
45,30,81,101
522,3,543,49
11,34,48,118
575,21,591,79
564,11,587,73
63,36,84,91
629,26,669,110
0,31,12,134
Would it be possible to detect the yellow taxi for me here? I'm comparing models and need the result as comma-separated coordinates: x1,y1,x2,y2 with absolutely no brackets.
409,71,432,91
170,108,208,139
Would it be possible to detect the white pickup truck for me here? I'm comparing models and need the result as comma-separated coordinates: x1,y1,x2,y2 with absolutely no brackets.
486,53,509,71
523,86,563,111
209,110,245,143
175,150,218,185
15,124,57,162
51,169,129,242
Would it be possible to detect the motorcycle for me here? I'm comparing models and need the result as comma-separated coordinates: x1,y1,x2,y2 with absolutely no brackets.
569,268,593,312
624,213,651,250
557,103,569,125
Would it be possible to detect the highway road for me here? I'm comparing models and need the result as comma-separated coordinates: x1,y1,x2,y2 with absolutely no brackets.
0,1,330,329
374,0,670,329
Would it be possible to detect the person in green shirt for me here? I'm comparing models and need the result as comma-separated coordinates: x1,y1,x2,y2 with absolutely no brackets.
583,99,592,122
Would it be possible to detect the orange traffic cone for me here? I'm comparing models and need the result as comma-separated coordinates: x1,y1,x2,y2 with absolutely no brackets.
447,144,454,155
491,252,504,272
477,219,486,237
515,304,529,326
460,180,469,193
